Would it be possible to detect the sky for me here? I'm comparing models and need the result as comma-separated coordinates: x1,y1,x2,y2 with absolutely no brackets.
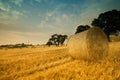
0,0,120,45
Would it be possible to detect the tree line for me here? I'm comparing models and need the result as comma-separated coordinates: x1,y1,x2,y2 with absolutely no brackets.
0,43,32,49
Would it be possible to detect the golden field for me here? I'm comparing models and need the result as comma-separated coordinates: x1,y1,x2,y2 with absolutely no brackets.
0,42,120,80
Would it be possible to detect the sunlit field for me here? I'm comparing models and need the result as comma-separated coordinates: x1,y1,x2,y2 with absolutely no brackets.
0,42,120,80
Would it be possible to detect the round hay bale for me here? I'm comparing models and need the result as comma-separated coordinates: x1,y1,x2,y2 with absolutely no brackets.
67,27,109,60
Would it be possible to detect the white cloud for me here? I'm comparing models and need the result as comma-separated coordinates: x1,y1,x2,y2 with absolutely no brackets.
35,0,48,3
11,10,23,19
47,13,53,17
35,0,42,3
0,1,25,24
37,10,76,35
11,0,23,7
0,30,49,45
0,12,10,20
77,8,101,26
0,2,10,12
0,9,25,25
0,30,26,45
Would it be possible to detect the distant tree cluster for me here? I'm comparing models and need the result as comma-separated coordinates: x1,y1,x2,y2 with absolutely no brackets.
46,34,68,46
0,43,32,49
75,25,90,34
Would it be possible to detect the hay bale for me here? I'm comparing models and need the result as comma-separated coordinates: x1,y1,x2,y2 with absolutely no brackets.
67,27,108,60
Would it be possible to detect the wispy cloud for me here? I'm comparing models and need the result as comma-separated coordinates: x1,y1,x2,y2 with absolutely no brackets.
0,1,10,12
0,30,49,45
11,0,23,7
11,10,23,19
0,10,24,25
37,11,76,35
34,0,42,3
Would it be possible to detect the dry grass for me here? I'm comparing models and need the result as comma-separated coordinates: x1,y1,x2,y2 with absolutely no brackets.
0,42,120,80
110,36,120,42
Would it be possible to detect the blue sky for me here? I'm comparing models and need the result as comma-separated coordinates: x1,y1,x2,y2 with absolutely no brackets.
0,0,120,44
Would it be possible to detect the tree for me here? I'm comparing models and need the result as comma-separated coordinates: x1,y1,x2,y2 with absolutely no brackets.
91,9,120,41
46,34,68,46
57,35,68,46
75,25,90,34
51,34,59,45
60,35,68,45
46,37,54,46
46,41,52,46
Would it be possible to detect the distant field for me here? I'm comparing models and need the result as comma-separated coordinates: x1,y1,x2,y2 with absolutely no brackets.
0,42,120,80
110,36,120,42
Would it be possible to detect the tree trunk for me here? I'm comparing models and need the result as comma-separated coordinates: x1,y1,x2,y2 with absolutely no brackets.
106,33,110,42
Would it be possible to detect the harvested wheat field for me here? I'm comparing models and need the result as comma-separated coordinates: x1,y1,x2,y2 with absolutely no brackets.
0,42,120,80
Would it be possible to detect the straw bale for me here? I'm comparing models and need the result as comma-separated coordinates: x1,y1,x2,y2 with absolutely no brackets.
67,27,108,60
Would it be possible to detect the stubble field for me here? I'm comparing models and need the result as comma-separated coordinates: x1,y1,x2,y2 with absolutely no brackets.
0,42,120,80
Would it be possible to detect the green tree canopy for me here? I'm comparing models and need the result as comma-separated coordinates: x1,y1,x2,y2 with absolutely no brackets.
75,25,90,34
91,9,120,41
